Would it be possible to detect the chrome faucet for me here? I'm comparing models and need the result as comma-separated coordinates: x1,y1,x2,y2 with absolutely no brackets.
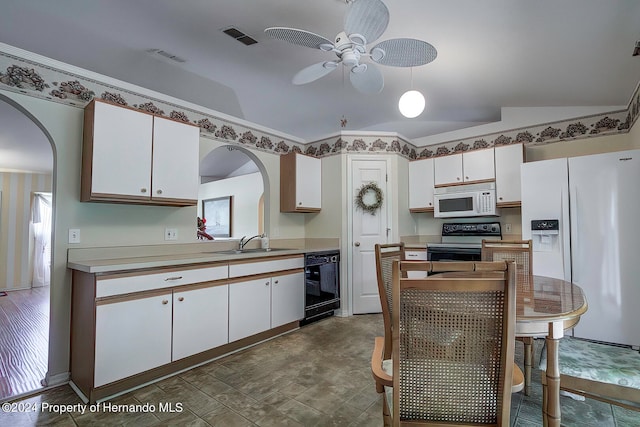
238,234,264,251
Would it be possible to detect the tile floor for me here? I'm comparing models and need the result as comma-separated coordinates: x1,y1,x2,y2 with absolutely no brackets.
3,314,639,426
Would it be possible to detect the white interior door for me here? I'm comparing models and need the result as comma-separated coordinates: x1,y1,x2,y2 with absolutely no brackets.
351,158,388,314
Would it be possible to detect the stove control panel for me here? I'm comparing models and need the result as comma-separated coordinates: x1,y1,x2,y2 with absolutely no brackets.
442,222,502,236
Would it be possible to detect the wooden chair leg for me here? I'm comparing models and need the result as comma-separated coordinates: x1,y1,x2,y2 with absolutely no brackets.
382,392,391,426
541,370,548,427
522,336,533,396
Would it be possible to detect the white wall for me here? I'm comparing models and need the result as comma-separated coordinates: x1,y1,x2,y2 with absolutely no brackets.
305,154,343,239
198,172,263,239
414,106,626,147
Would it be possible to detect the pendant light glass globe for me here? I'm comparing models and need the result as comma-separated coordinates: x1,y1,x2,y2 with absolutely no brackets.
398,90,425,118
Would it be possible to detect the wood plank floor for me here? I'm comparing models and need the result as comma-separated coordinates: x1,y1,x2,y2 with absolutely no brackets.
0,286,49,401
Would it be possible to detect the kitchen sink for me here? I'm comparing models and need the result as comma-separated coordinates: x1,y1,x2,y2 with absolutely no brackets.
203,248,295,255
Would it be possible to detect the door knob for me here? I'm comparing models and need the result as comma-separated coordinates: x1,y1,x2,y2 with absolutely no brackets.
354,242,361,247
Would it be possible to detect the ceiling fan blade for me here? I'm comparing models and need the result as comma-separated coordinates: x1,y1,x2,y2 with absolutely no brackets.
264,27,334,50
370,38,438,67
344,0,389,45
293,61,339,85
349,62,384,94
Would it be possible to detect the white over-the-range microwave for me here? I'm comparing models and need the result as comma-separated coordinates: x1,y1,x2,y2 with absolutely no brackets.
433,182,498,218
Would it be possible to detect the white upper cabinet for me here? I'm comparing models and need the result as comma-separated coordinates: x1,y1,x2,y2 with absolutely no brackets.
84,100,153,201
82,99,199,206
434,148,495,186
408,158,435,211
434,153,463,186
280,152,321,212
151,116,200,202
462,148,495,182
494,143,524,206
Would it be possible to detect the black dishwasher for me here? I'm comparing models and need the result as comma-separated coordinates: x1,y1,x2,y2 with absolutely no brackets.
302,250,340,325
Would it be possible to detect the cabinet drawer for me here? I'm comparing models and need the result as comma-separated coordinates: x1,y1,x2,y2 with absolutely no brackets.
228,256,304,278
97,265,228,298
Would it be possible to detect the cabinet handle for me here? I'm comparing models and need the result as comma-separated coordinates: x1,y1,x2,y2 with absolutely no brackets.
428,202,432,206
274,280,279,284
499,197,503,200
157,189,163,195
178,297,184,302
298,201,302,205
164,276,183,281
141,188,147,193
457,177,461,181
465,176,469,180
354,242,361,247
265,282,270,286
162,300,168,305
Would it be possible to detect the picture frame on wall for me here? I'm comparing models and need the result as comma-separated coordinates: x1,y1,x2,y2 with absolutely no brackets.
202,196,233,237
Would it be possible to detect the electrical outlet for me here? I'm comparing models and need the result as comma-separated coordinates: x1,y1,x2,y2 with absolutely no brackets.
165,228,178,241
69,229,81,244
505,223,512,233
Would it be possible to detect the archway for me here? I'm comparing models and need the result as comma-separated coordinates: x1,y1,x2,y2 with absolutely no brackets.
199,145,270,239
0,93,56,400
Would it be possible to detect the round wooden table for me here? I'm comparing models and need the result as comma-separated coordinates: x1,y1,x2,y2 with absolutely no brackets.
516,275,588,427
431,272,588,427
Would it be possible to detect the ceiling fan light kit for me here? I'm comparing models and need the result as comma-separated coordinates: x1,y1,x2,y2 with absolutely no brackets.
398,90,425,118
264,0,437,95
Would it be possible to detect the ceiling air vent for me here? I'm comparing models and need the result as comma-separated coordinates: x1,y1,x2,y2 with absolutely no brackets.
146,49,186,63
222,27,258,46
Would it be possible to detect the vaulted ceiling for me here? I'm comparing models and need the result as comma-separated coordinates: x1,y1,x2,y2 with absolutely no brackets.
1,0,639,173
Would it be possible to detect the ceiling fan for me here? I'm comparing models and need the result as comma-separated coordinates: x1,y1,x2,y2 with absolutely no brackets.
264,0,437,95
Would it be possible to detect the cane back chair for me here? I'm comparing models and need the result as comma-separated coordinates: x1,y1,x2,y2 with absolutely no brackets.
372,260,517,426
482,239,534,395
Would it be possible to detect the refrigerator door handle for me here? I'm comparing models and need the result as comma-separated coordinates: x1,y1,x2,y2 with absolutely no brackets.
569,185,577,283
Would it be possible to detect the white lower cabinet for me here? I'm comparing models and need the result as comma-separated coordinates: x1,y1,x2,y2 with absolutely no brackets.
173,284,229,361
229,277,272,342
229,271,305,341
271,272,305,328
94,292,172,387
73,256,305,402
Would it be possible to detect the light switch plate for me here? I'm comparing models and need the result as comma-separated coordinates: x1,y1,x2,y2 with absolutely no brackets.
69,229,81,244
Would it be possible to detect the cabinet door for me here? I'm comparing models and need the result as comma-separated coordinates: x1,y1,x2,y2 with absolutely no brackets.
229,278,271,342
434,153,463,185
495,143,523,205
295,153,322,210
151,117,200,203
462,148,495,182
90,101,153,199
94,292,172,387
409,158,435,211
173,284,229,361
271,271,304,328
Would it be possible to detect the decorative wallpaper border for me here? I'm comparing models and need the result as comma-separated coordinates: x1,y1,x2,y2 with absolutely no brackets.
1,45,638,160
0,49,306,156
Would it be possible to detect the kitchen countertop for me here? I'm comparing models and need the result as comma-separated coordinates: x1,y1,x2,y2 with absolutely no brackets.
67,247,338,274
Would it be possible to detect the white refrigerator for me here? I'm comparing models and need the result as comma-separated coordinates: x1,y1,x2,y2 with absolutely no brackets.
521,149,640,346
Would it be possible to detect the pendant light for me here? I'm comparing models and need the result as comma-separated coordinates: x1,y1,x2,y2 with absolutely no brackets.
398,68,425,118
